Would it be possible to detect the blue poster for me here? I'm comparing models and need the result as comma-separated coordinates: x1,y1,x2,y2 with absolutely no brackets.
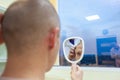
96,36,116,66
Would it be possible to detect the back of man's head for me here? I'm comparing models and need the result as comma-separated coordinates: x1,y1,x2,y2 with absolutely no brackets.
1,0,60,52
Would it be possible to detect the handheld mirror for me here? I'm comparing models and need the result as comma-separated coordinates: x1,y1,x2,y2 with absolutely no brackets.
63,37,84,63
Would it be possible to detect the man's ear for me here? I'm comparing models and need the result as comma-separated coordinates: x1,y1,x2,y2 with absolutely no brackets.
48,27,59,49
0,13,4,44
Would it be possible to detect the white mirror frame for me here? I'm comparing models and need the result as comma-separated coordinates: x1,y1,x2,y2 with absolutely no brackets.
63,37,84,64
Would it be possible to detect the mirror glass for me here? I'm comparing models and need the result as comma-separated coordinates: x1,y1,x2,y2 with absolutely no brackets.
63,37,84,63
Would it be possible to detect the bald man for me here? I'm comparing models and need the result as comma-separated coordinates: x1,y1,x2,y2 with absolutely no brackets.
0,0,83,80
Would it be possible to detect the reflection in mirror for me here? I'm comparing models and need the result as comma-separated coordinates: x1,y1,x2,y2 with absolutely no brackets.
63,37,84,63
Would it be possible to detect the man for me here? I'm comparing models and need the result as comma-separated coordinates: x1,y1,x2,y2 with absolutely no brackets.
0,0,83,80
110,43,120,67
68,40,83,61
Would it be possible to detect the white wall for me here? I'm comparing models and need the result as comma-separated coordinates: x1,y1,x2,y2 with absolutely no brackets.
0,0,16,8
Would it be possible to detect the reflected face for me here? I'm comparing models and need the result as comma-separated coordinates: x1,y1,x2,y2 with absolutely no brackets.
68,43,82,61
75,43,82,60
68,42,83,61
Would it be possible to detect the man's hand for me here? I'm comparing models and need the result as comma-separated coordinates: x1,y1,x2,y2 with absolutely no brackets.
68,48,75,60
71,63,83,80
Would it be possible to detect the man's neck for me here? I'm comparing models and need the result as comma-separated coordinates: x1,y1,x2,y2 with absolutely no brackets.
1,54,46,80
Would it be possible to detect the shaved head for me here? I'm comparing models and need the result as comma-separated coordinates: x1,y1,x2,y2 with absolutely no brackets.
1,0,60,51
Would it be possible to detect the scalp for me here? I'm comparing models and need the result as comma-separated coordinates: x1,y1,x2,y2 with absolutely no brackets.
1,0,60,49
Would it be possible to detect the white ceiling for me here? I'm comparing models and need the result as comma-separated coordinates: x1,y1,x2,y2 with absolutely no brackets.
58,0,120,34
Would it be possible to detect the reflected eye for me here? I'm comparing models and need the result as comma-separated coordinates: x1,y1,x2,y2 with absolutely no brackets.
77,52,81,56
